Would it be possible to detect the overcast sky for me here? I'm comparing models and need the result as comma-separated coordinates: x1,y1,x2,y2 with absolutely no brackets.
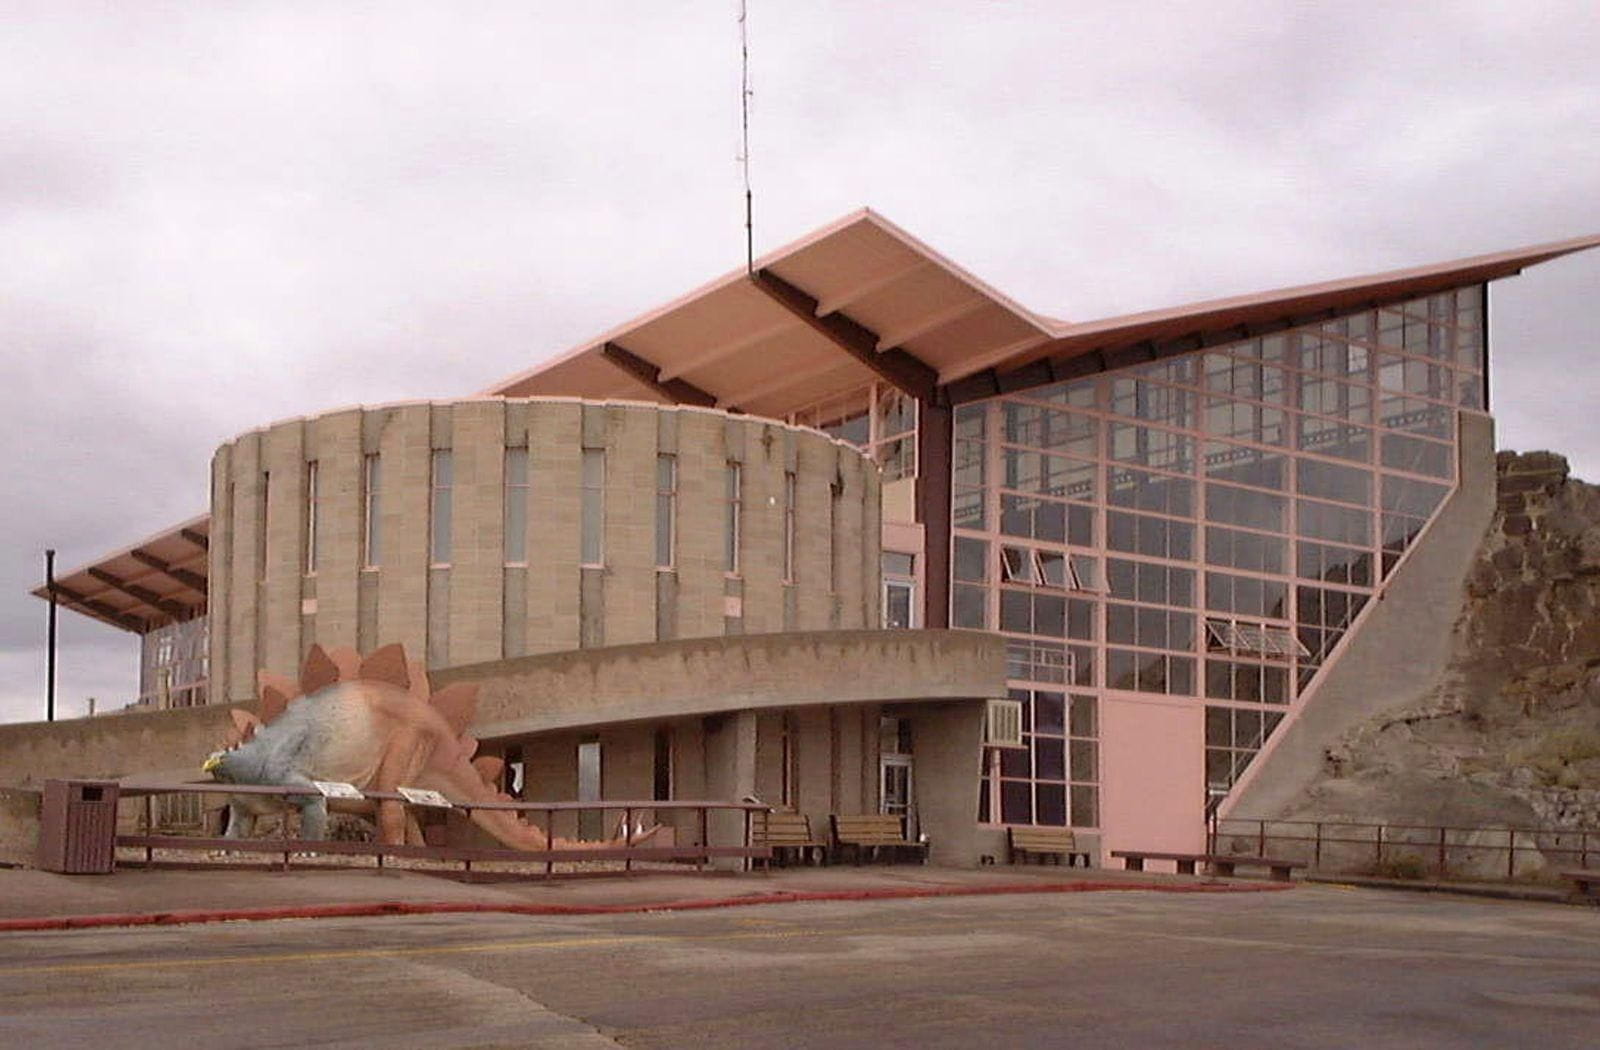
3,1,1597,726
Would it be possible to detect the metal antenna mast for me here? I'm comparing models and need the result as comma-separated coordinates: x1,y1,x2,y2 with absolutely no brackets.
739,0,754,273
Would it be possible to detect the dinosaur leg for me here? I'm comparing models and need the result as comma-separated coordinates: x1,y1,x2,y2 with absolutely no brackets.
286,776,328,840
224,802,256,840
370,727,431,847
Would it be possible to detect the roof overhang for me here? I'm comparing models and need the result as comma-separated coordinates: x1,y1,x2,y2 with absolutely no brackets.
33,515,209,634
943,231,1600,401
486,213,1600,416
484,208,1059,417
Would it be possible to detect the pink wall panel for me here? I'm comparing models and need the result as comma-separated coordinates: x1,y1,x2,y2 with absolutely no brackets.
1099,697,1205,866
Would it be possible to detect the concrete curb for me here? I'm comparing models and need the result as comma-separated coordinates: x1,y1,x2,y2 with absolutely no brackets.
0,878,1293,932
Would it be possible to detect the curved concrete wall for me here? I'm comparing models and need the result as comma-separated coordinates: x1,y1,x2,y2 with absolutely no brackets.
208,399,881,701
434,628,1007,737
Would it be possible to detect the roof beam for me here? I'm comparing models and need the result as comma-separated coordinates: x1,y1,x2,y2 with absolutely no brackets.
814,258,930,315
179,528,209,550
748,269,938,403
129,550,207,595
875,297,986,352
599,341,720,408
86,567,193,620
656,316,796,382
48,582,147,633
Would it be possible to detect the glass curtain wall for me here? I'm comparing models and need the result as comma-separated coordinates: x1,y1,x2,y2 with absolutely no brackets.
958,287,1486,828
791,381,919,482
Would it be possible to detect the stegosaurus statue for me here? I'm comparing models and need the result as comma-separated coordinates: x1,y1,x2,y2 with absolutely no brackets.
203,642,645,851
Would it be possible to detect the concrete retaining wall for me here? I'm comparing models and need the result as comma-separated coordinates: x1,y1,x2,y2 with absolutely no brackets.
0,704,246,791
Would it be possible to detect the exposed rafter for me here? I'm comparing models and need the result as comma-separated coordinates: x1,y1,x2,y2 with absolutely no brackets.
720,357,862,412
599,341,720,408
748,269,938,403
49,582,146,633
128,550,207,595
179,528,209,550
656,316,796,382
875,297,986,352
813,257,930,315
85,567,192,620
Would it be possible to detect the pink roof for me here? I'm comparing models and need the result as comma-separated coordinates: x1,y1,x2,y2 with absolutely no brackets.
484,211,1600,405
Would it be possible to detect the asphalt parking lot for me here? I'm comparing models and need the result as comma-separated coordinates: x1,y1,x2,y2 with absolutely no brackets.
2,883,1596,1049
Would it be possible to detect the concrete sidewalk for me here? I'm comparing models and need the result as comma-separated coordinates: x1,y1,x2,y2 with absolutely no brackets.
0,861,1290,931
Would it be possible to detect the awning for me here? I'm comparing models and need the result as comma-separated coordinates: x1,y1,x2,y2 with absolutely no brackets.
33,516,209,633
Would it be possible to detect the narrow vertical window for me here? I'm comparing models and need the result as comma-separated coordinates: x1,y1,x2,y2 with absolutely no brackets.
504,447,528,565
828,477,841,593
655,454,677,569
652,727,673,801
259,471,271,574
362,454,381,568
725,461,743,574
304,461,319,575
577,737,603,840
882,551,917,628
783,471,797,583
430,450,453,566
581,449,605,566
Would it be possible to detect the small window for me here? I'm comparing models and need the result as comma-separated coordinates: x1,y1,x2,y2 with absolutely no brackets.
362,454,381,569
581,449,605,567
504,447,529,565
304,460,320,575
1001,545,1084,590
782,470,796,582
656,455,677,569
1204,617,1308,658
429,451,453,567
725,461,743,575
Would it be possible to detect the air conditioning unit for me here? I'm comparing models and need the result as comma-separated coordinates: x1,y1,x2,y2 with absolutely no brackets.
984,698,1025,749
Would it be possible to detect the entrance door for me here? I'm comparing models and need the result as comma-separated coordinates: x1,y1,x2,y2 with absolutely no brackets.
881,756,912,814
879,716,916,837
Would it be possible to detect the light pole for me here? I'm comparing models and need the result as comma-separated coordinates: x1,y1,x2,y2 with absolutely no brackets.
45,549,58,722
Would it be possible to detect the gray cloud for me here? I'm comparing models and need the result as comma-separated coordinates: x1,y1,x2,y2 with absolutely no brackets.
3,1,1597,724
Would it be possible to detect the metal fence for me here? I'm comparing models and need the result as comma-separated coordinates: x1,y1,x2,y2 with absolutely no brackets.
116,783,772,877
1211,816,1598,881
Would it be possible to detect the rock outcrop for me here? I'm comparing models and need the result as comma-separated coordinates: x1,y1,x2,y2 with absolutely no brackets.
1279,452,1600,871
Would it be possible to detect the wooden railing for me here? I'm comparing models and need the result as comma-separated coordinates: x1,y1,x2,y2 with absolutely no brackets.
116,783,772,877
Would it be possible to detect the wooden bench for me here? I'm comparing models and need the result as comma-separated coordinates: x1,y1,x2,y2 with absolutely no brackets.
752,811,827,867
830,814,927,865
1007,826,1091,867
1560,869,1600,902
1111,850,1303,882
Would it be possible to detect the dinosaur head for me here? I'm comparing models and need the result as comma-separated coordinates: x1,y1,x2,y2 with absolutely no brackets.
203,708,272,782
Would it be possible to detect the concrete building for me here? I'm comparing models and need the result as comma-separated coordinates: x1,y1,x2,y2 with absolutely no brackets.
25,210,1600,865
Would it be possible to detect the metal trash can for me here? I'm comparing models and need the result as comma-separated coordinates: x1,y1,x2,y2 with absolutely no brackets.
36,779,120,874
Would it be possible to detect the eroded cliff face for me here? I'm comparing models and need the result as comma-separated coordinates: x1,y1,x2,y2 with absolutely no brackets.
1285,452,1600,838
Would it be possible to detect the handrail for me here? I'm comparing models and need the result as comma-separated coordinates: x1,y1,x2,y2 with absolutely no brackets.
1214,816,1597,879
115,783,773,878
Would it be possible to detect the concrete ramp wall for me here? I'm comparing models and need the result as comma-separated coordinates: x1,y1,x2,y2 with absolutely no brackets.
1225,412,1497,820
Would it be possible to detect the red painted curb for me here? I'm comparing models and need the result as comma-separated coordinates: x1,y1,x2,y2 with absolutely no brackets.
0,878,1291,932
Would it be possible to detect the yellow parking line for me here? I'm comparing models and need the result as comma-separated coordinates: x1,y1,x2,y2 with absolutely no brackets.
0,926,817,979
